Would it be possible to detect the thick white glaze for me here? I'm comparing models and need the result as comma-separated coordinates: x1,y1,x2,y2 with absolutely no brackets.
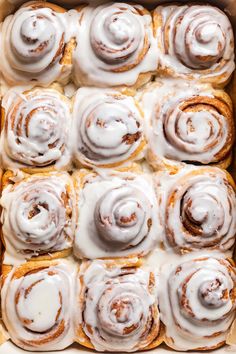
0,172,75,264
158,254,236,350
74,171,161,259
1,260,76,351
0,87,72,169
154,4,235,85
78,260,160,352
0,2,71,85
72,87,144,167
72,2,158,87
154,165,236,254
139,80,234,167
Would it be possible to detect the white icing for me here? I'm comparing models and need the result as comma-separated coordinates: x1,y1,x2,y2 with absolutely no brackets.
142,247,232,273
63,82,77,98
1,260,76,351
73,171,161,259
72,2,158,87
139,80,233,166
0,2,72,85
0,172,75,264
154,4,235,85
72,87,144,167
78,260,160,352
0,87,72,169
154,165,236,253
158,254,236,350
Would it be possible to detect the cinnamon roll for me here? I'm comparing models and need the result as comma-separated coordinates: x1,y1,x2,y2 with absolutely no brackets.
1,260,75,351
72,88,145,168
140,81,234,170
73,169,160,259
73,2,158,88
0,1,73,86
153,4,235,87
76,260,163,351
0,87,72,172
0,170,75,264
154,165,236,254
159,255,236,350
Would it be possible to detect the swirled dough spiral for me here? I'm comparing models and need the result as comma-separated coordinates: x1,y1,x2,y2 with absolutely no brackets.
0,172,74,263
1,88,72,170
73,2,158,87
73,171,160,259
154,166,236,253
76,261,162,351
154,5,235,86
0,2,71,85
140,81,234,169
1,261,75,351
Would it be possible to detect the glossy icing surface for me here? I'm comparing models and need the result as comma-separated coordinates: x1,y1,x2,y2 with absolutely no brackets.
154,4,235,85
0,2,71,85
158,254,236,350
74,171,160,258
72,88,144,167
72,2,158,87
139,80,234,167
154,165,236,254
1,172,75,264
77,260,160,352
0,87,72,169
1,261,76,351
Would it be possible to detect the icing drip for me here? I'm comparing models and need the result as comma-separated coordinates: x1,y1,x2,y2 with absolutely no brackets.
0,173,74,263
0,88,72,169
1,261,75,350
78,261,160,352
74,172,160,259
73,2,158,87
158,256,236,350
154,165,236,253
72,88,144,167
